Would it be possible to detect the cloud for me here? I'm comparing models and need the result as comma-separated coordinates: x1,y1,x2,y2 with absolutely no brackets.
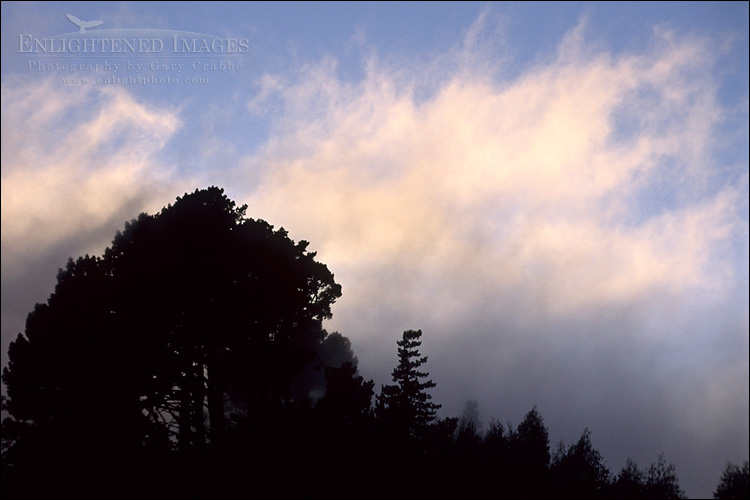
1,78,180,256
236,15,748,497
242,21,743,312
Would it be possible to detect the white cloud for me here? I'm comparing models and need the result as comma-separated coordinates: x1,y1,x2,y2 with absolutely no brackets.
1,78,181,269
241,22,744,320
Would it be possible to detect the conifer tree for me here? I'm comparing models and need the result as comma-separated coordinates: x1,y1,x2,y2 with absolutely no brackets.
377,329,441,440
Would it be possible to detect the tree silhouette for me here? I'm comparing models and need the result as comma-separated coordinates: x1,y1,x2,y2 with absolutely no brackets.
550,428,610,498
609,454,686,500
611,458,647,499
2,187,342,495
112,188,342,449
484,418,511,465
99,187,341,451
316,361,374,428
714,461,750,499
376,329,441,443
644,453,686,499
509,406,551,497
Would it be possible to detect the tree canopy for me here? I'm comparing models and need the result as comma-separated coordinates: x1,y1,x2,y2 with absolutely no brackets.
714,461,749,500
550,428,610,498
2,187,343,491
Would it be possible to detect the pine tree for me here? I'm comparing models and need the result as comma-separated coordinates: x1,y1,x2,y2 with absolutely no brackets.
377,329,441,441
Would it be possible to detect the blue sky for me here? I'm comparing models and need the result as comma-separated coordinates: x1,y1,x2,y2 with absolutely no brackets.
1,2,748,497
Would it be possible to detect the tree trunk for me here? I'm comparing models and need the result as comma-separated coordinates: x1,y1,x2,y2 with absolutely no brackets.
206,357,225,450
178,381,191,453
192,363,206,452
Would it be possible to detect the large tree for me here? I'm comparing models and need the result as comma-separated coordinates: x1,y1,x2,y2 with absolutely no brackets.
2,187,342,465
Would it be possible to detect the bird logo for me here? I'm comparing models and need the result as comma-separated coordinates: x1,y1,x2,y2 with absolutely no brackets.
66,14,103,34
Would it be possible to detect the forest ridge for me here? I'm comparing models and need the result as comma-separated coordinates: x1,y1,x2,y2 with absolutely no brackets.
1,187,747,499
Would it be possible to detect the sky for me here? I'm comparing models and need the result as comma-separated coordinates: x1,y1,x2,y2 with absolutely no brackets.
1,2,748,497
